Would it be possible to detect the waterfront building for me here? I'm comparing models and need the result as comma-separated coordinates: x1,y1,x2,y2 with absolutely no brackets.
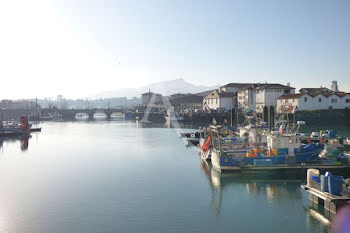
141,90,163,105
237,83,295,112
277,92,350,113
0,99,40,110
169,94,203,112
202,89,235,111
237,84,259,111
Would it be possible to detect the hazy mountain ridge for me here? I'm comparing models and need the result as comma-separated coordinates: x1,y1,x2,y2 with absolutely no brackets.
91,78,218,98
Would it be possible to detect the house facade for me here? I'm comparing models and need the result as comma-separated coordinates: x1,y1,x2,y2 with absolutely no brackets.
237,83,295,112
255,84,295,112
169,94,203,112
203,90,235,111
237,84,258,111
277,92,350,113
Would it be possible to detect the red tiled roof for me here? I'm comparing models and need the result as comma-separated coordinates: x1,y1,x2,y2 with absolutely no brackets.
221,83,252,88
239,83,295,91
277,93,305,99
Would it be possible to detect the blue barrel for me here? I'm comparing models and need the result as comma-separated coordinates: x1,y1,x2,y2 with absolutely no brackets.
320,175,328,192
328,175,343,196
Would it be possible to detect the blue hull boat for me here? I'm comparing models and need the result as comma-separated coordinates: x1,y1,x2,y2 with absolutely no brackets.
214,149,322,171
210,121,325,171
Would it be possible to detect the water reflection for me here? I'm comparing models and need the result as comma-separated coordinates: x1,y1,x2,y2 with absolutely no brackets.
202,160,303,201
200,160,334,232
0,135,30,152
201,160,222,215
201,160,338,233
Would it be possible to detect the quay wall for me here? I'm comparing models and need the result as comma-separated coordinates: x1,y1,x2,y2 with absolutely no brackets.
293,109,350,126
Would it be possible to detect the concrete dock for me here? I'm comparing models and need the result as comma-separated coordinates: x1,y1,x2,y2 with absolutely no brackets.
301,183,350,215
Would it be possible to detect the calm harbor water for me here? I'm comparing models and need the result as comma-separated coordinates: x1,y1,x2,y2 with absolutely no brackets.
0,121,348,233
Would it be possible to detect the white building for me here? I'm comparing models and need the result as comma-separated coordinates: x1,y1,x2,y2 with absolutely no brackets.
277,92,350,113
237,83,295,112
203,90,235,111
237,84,259,111
331,81,339,92
220,83,252,93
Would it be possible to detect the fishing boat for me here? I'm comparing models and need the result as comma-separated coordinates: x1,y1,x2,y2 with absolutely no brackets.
0,116,31,136
210,121,325,171
200,121,266,161
180,132,200,138
238,118,269,147
200,125,251,160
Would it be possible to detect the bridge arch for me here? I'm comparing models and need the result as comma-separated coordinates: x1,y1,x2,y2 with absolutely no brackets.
75,112,89,120
93,112,107,120
110,112,125,120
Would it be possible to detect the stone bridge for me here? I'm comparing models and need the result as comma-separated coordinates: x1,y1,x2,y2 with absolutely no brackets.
41,108,128,120
0,108,129,121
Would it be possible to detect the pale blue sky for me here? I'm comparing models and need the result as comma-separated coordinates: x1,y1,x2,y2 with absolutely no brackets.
0,0,349,99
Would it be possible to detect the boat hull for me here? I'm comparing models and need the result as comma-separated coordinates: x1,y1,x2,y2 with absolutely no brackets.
211,148,322,172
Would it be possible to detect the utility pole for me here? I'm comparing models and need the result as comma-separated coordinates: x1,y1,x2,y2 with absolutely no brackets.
35,97,38,118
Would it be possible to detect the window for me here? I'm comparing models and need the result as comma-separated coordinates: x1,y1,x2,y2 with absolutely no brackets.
304,97,307,102
331,99,337,103
284,90,290,94
216,98,218,104
319,98,321,102
346,99,350,103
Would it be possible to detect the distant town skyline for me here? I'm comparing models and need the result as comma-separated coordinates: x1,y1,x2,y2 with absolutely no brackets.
0,0,349,99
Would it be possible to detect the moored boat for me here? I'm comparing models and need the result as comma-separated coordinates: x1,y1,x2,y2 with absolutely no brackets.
0,116,31,136
211,121,325,172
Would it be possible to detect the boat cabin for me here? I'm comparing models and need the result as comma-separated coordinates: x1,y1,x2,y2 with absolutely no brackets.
267,133,302,156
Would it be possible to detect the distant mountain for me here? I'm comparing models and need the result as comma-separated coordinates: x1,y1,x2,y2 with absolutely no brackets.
91,78,218,99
